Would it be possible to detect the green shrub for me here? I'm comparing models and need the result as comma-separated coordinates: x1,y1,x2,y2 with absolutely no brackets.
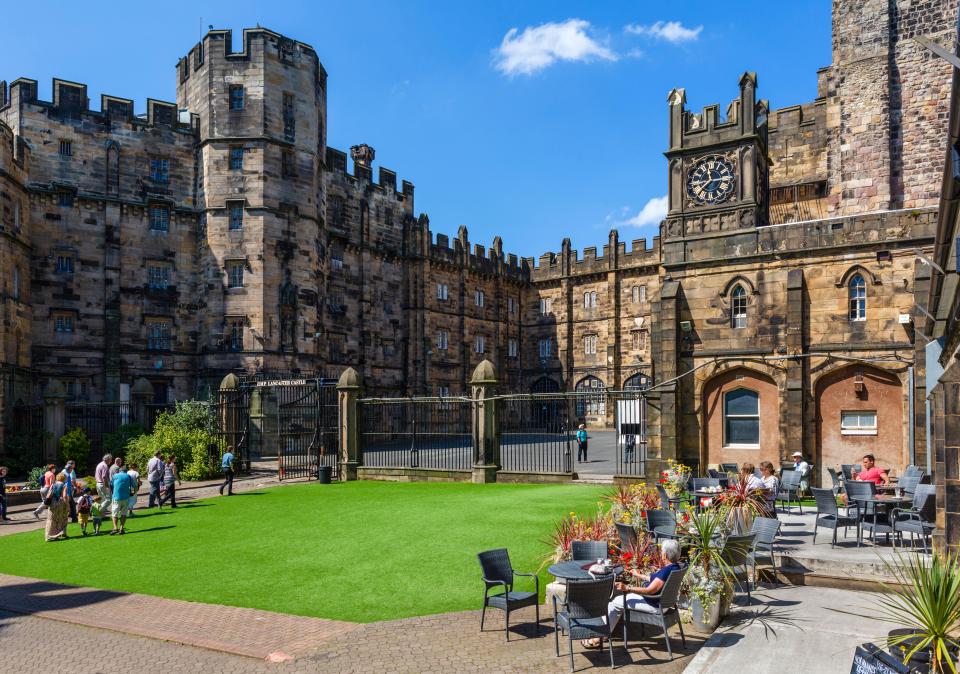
26,466,46,490
59,428,91,468
103,422,146,459
124,401,222,481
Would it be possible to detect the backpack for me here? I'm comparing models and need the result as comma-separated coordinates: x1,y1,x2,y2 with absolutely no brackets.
77,496,91,513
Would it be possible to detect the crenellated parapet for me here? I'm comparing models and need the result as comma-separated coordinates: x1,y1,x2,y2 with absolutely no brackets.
325,146,416,202
527,231,661,281
0,77,197,133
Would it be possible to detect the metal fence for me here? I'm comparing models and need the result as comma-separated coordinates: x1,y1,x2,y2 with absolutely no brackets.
65,402,134,450
359,397,473,470
498,394,574,473
611,391,648,476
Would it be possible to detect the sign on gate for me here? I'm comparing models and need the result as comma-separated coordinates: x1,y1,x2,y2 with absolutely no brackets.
255,379,309,387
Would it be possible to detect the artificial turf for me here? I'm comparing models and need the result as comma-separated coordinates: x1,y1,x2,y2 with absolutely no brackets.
0,480,606,623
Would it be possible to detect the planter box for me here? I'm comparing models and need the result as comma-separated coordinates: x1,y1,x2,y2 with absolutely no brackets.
5,489,40,507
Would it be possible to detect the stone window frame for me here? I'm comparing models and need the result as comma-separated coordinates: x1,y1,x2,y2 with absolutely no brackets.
58,189,75,208
145,316,174,351
58,140,72,157
539,297,553,315
631,329,647,351
150,157,170,184
474,335,485,354
507,296,517,315
475,289,485,308
227,200,244,231
848,274,866,322
722,387,760,449
225,259,245,289
583,290,598,309
12,265,20,300
13,200,21,232
840,409,878,435
225,316,246,352
281,148,296,178
52,309,77,334
229,146,244,171
583,333,598,356
575,375,606,417
149,205,170,232
437,283,449,301
731,285,748,329
631,284,646,303
146,262,172,290
54,251,75,274
539,337,552,358
508,338,518,358
229,85,245,111
437,385,451,398
437,330,449,351
282,92,296,141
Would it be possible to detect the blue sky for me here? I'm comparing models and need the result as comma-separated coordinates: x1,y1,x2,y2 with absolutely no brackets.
3,1,830,258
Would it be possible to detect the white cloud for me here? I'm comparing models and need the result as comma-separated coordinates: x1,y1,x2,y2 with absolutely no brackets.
494,19,617,76
623,195,668,227
625,21,703,44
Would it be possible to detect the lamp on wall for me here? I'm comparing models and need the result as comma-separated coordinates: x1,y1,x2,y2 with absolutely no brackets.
854,371,865,398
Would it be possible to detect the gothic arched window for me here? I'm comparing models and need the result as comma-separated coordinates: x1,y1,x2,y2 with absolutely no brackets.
731,285,747,329
848,273,866,321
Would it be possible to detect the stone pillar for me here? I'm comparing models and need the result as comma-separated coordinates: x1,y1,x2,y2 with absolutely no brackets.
655,281,681,474
785,269,807,475
42,379,66,462
470,359,499,483
337,367,362,481
131,377,153,428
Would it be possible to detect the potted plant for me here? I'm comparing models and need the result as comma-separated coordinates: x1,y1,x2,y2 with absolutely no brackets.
867,551,960,673
716,476,767,535
659,459,692,499
682,509,734,632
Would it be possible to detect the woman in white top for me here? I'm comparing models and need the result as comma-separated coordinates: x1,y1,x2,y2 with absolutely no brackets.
758,461,779,517
742,462,764,491
126,465,141,517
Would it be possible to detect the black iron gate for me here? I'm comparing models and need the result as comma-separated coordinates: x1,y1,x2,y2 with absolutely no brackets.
499,394,574,473
613,391,647,476
215,377,339,480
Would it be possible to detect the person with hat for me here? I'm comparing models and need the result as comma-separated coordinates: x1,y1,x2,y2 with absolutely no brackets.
576,424,588,463
792,451,811,495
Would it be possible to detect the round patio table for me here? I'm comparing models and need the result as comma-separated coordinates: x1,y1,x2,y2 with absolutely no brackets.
548,561,623,581
691,490,724,511
850,494,911,506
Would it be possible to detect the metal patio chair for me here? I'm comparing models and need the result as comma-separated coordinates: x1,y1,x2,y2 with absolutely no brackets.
615,522,639,552
892,484,936,554
645,509,678,542
826,467,844,497
841,464,856,481
622,566,687,660
553,576,617,671
721,534,756,604
811,487,857,548
748,516,782,580
477,548,540,641
656,484,684,511
776,470,803,514
720,463,739,475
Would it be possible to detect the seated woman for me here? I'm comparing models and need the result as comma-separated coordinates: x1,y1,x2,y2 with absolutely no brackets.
583,539,682,648
758,461,779,517
742,462,763,490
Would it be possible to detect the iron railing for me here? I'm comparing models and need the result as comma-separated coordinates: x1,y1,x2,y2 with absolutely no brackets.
611,391,647,476
359,397,473,470
498,394,573,473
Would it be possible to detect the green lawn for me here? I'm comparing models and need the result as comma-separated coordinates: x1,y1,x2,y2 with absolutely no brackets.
0,481,606,623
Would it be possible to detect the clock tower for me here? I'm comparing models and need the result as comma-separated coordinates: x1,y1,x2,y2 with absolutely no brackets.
662,72,770,264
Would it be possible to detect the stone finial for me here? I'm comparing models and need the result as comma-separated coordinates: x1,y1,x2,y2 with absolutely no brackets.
44,378,66,399
667,88,686,107
470,359,497,385
131,377,154,398
337,366,361,389
349,144,375,167
219,372,239,390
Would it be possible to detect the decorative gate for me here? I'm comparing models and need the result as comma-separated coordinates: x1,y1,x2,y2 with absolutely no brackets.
613,391,647,476
273,380,339,481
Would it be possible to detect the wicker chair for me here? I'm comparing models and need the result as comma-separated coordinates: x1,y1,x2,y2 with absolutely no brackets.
841,464,856,481
776,471,803,514
721,534,756,604
898,472,924,496
646,509,678,542
748,516,782,581
571,540,609,562
689,477,721,491
553,576,617,671
892,484,936,554
720,463,739,475
811,488,858,548
622,566,688,660
656,484,684,511
615,522,639,552
826,467,844,497
844,481,891,547
477,548,540,641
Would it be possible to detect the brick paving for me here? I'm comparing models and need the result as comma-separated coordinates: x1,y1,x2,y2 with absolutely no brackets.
0,599,702,673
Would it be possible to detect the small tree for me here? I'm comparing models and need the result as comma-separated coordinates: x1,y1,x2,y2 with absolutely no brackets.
125,401,221,481
59,427,91,469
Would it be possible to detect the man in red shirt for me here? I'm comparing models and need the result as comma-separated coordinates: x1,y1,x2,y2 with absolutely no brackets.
855,454,889,485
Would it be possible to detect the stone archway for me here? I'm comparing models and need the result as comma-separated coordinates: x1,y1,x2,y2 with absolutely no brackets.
814,364,904,484
701,367,780,471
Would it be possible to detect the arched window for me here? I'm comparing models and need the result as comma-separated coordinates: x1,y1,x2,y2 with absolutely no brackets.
724,388,759,447
848,273,866,321
583,291,598,309
531,377,560,394
623,373,650,391
575,375,606,417
105,141,120,196
731,285,747,329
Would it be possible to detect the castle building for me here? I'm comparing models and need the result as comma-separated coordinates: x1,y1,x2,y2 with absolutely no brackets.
1,1,956,484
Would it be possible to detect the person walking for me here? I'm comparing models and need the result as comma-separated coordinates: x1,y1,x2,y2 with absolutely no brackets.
108,456,124,481
76,487,92,536
158,456,180,509
33,463,57,520
576,424,588,463
126,463,141,517
94,454,113,511
0,466,9,522
146,450,164,508
219,446,236,496
60,460,78,523
109,464,133,535
44,473,69,541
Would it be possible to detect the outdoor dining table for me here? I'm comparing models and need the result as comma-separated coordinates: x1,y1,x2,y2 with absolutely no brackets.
548,560,624,581
691,490,724,512
850,494,911,506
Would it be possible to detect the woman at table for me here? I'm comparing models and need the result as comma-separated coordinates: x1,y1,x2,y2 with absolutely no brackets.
742,462,763,490
582,540,682,649
758,461,779,517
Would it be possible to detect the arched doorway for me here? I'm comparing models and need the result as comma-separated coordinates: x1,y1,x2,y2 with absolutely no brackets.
815,365,903,485
531,377,560,394
575,375,606,420
702,368,779,471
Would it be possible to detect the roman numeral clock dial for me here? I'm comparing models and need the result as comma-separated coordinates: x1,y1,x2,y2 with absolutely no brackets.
686,155,735,206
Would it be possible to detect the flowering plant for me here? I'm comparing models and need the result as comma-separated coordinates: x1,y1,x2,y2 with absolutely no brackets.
659,459,692,498
612,533,666,581
542,511,614,567
715,476,768,535
604,484,661,529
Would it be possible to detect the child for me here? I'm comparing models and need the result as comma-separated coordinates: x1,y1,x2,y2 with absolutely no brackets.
76,488,93,536
90,495,104,535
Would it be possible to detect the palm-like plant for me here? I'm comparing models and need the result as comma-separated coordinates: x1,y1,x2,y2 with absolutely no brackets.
874,551,960,673
682,509,739,613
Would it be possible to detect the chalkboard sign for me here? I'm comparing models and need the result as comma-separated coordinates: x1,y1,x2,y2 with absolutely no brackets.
851,644,913,674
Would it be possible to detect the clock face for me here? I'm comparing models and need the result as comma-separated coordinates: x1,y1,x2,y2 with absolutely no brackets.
686,155,736,205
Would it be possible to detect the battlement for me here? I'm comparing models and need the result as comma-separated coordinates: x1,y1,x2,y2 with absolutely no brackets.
527,231,661,281
420,225,528,280
0,78,197,132
668,72,769,154
179,27,325,84
769,99,824,131
326,147,415,199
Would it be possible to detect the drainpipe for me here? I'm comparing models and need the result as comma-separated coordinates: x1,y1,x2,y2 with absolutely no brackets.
907,366,915,468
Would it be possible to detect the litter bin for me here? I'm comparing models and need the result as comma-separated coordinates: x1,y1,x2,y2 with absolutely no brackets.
317,465,332,484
